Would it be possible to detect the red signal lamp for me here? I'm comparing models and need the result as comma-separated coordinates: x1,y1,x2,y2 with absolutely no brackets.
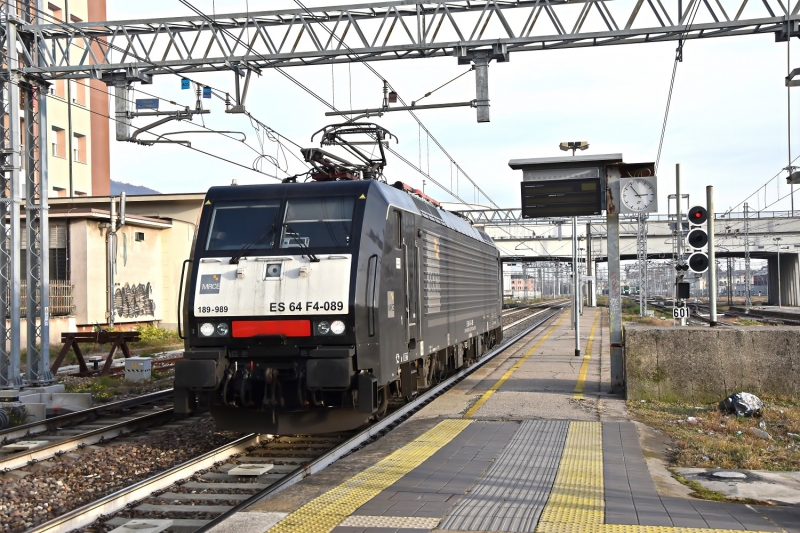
687,206,708,225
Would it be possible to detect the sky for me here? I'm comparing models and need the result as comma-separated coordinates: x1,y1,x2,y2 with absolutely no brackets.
104,0,800,216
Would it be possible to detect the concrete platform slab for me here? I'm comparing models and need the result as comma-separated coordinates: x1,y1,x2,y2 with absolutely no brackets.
205,309,798,533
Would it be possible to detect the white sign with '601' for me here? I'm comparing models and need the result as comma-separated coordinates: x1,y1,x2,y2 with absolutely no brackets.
673,307,690,319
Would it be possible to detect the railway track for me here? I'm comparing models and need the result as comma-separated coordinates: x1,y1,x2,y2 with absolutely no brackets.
502,299,569,326
24,304,565,533
0,390,174,453
643,297,800,326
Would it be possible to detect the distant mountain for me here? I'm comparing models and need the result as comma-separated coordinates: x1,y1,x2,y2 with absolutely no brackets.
110,180,161,195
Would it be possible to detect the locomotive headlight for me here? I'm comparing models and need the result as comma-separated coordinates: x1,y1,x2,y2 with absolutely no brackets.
216,323,229,336
330,320,346,335
317,321,331,335
199,323,215,337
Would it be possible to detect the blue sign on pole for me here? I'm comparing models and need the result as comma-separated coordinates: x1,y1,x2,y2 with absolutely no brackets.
135,98,160,110
202,86,212,99
181,78,190,90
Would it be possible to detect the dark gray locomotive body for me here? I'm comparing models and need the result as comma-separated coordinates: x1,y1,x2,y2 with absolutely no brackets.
175,179,502,434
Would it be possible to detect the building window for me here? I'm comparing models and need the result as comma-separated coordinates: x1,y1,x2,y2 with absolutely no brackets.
70,80,86,106
51,126,65,158
70,14,82,22
48,2,62,21
74,190,87,197
54,79,66,99
73,133,86,163
52,186,66,198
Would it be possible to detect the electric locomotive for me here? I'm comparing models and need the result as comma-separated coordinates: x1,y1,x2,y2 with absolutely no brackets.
174,124,503,434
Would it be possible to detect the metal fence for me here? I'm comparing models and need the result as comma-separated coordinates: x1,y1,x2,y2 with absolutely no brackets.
17,280,74,317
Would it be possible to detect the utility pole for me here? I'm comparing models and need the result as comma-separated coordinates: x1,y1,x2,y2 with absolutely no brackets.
744,203,752,307
523,262,528,303
676,164,686,326
727,257,733,305
106,193,126,327
707,186,717,325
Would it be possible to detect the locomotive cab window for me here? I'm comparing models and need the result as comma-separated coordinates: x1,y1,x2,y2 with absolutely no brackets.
206,201,281,251
280,196,355,249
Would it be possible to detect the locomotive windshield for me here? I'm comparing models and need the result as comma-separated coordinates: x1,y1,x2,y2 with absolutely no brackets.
280,196,355,249
206,201,281,251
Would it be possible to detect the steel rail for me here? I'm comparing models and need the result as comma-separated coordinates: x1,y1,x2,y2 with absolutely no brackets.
27,433,262,533
0,407,177,471
195,305,565,533
24,305,563,533
0,389,173,444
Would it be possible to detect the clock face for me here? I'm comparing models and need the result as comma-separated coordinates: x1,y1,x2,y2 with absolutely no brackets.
622,179,656,212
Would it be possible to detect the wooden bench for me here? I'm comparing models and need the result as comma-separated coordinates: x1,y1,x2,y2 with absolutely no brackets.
51,331,141,376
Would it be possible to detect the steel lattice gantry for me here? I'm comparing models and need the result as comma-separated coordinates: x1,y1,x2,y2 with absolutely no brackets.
1,0,800,388
14,0,800,78
1,0,52,389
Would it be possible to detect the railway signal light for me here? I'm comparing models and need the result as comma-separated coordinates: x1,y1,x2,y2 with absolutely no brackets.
685,205,708,273
688,205,708,224
688,252,710,273
687,228,708,249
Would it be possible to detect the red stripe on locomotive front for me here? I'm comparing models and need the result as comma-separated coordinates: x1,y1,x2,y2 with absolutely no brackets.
232,320,311,338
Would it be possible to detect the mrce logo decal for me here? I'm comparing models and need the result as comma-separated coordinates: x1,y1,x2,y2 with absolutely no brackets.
199,274,221,294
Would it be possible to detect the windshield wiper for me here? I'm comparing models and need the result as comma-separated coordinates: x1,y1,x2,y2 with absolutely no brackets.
283,223,320,262
229,224,276,264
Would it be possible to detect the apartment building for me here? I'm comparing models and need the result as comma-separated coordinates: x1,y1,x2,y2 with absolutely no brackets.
45,0,110,198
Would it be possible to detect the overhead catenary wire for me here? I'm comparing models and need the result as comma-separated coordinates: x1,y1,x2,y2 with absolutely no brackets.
0,56,281,180
174,0,475,202
18,1,306,176
654,0,703,173
292,0,500,209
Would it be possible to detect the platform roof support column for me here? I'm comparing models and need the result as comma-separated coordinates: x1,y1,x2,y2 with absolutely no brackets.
606,166,624,391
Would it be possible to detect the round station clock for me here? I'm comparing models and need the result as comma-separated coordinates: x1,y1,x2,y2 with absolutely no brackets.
621,178,656,213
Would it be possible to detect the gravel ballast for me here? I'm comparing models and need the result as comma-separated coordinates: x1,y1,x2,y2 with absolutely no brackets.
0,416,237,533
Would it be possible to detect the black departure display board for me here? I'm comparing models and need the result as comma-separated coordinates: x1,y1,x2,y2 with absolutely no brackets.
520,177,603,218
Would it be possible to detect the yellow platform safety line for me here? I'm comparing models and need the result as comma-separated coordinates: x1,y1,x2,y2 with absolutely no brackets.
464,311,567,418
536,421,777,533
573,309,600,400
266,419,471,533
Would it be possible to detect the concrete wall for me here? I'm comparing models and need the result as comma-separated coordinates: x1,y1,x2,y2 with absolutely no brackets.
625,325,800,403
67,216,195,329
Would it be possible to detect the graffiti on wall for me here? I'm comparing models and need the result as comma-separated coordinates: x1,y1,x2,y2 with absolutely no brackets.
114,282,156,318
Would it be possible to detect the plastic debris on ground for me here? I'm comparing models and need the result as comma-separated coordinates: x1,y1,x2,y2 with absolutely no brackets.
719,392,764,417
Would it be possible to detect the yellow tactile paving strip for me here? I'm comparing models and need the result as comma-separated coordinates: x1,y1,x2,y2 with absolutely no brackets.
573,310,600,400
535,421,776,533
266,419,471,533
538,421,604,528
464,311,567,418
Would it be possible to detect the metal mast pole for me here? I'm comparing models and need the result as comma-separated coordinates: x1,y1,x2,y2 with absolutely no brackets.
22,0,52,385
0,3,24,389
523,262,528,303
586,222,594,307
707,186,717,325
744,202,752,307
676,164,686,326
573,216,580,356
637,213,648,316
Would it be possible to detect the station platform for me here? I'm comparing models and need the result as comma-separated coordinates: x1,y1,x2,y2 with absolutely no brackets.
210,308,800,533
